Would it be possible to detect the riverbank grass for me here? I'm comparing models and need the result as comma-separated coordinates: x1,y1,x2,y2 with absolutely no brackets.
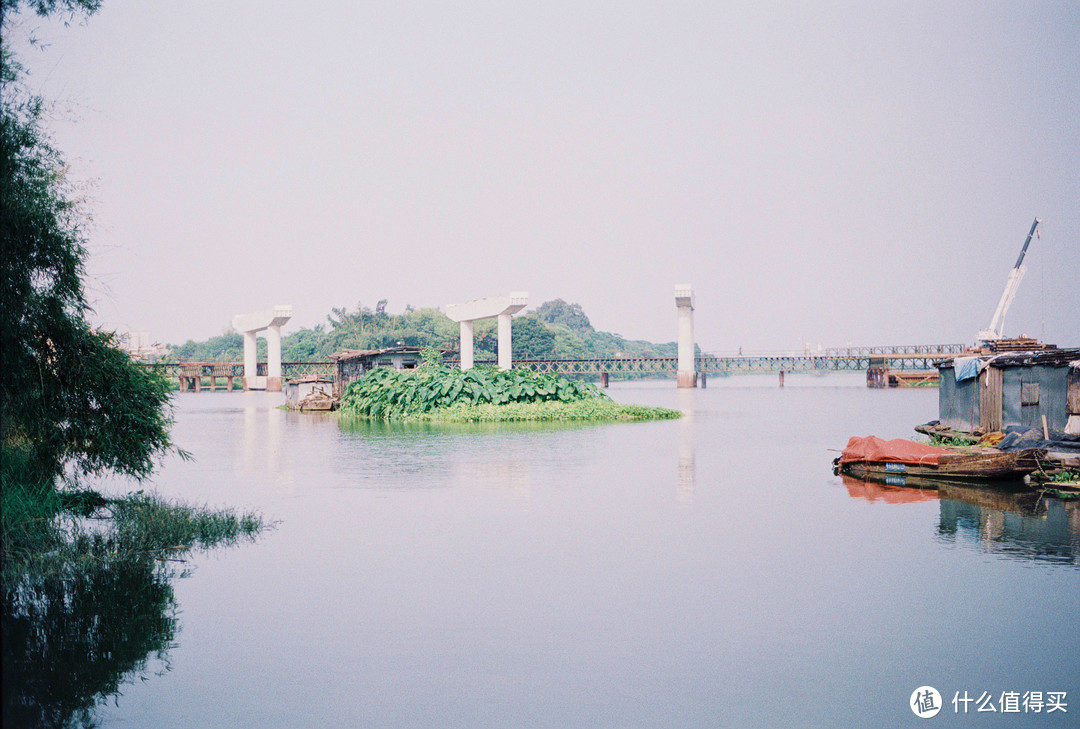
2,455,267,578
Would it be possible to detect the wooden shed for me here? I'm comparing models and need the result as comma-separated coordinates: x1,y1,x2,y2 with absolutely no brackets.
937,348,1080,434
284,376,336,409
328,346,432,398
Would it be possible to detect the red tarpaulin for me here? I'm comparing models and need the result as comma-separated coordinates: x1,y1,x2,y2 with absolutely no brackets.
838,435,956,465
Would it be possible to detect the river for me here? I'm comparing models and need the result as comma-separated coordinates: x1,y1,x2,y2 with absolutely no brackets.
53,375,1080,726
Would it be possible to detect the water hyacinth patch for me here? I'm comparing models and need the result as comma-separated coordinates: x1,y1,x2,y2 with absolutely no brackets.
339,360,602,418
338,349,680,422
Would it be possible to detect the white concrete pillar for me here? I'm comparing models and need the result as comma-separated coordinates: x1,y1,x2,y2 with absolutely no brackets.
243,330,257,391
232,305,292,392
266,324,282,392
460,320,474,370
675,284,697,388
498,313,513,371
446,292,527,371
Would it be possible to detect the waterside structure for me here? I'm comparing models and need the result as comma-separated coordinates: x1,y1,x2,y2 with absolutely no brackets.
936,348,1080,435
329,346,432,398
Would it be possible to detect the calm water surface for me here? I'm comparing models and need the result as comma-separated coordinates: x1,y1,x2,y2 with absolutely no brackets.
82,376,1080,727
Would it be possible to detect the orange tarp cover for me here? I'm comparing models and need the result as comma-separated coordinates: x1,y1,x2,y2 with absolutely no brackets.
838,435,955,465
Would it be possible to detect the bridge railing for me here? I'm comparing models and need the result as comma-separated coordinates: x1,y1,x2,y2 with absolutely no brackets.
143,361,335,379
149,346,961,385
820,344,966,356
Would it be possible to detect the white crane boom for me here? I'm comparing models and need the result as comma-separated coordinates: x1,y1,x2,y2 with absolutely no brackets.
975,217,1040,345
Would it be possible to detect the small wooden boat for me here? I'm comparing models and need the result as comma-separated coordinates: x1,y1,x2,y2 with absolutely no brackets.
834,435,1044,485
298,388,338,412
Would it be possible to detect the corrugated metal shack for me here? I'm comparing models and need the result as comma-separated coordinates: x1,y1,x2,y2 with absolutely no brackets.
937,348,1080,433
329,346,431,398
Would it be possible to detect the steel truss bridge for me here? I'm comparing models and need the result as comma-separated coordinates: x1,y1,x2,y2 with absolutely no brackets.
150,344,964,383
504,345,963,377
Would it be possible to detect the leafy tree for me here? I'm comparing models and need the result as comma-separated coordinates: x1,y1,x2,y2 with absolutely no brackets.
1,0,175,484
163,299,677,365
166,331,248,362
534,299,594,334
510,315,556,356
281,326,324,361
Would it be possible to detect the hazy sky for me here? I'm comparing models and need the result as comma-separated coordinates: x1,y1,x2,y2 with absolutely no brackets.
12,0,1079,352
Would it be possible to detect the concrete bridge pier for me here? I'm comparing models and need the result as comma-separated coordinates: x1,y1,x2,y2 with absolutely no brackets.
243,331,257,386
498,313,513,371
675,284,697,388
232,305,293,391
266,324,282,389
446,292,528,371
458,320,475,370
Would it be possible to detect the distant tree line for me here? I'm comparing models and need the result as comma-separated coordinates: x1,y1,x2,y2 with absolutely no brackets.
164,298,678,362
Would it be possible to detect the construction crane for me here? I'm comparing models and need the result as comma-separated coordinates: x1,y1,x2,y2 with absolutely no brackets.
975,217,1041,346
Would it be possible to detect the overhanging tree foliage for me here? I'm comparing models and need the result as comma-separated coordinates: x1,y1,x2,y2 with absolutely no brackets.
1,0,175,484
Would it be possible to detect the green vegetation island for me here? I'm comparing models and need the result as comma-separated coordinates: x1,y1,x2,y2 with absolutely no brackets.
338,350,681,422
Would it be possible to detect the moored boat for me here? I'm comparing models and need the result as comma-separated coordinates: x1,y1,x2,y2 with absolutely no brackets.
298,388,338,412
833,435,1044,486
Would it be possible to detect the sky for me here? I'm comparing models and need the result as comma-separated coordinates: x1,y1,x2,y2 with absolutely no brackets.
10,0,1079,353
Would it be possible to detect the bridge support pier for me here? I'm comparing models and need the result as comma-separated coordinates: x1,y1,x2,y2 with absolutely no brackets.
779,370,785,388
266,324,282,392
600,372,609,388
675,284,697,388
459,321,474,370
446,293,528,371
498,313,513,371
232,305,293,391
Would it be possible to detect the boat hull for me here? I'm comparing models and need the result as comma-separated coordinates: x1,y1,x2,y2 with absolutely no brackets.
836,447,1045,487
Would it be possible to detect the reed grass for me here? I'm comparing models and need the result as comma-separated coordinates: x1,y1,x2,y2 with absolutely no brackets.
2,445,268,578
106,492,266,554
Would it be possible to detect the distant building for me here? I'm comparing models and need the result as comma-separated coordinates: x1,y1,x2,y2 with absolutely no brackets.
329,346,440,398
937,348,1080,434
115,330,169,360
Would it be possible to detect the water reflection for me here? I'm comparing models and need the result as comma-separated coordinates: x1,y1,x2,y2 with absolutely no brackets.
243,395,290,493
1,557,178,728
841,475,1080,563
334,417,600,493
675,389,695,502
937,485,1080,564
840,474,939,504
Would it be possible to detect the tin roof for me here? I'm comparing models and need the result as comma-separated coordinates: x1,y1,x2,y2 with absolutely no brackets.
939,348,1080,369
328,346,444,362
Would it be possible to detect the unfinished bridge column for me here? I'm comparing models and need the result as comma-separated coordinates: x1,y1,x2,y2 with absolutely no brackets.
243,331,257,391
675,284,697,388
459,320,475,370
232,305,293,391
497,313,513,371
446,292,528,372
266,324,282,392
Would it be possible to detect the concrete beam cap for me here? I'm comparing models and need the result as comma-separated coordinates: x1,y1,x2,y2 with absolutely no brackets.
674,284,695,309
445,292,528,322
232,305,294,333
